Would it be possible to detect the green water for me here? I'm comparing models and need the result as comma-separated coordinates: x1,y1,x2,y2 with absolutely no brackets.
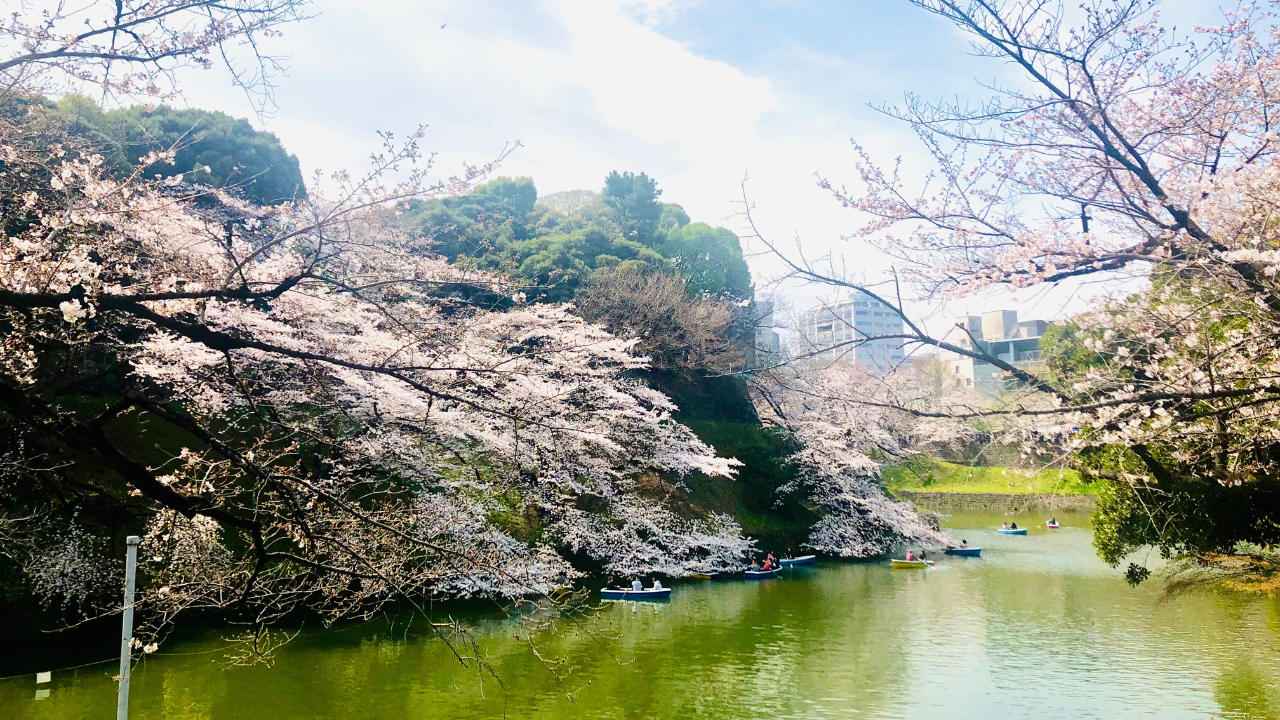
6,512,1280,719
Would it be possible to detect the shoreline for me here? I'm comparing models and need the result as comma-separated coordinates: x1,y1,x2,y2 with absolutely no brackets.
899,491,1097,514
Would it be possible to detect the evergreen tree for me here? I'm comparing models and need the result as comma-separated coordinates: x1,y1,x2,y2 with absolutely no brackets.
55,96,305,205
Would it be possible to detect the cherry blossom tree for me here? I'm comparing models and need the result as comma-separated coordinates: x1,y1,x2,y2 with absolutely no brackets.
0,0,311,114
0,124,752,635
0,0,752,653
750,357,962,556
753,0,1280,582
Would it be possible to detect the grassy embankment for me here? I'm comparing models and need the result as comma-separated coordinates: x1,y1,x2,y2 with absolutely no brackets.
882,458,1094,495
652,371,819,551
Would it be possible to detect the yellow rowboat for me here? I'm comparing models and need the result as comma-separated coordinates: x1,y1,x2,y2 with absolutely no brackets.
891,559,934,569
689,573,713,580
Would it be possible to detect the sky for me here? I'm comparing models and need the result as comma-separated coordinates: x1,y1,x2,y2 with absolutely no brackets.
175,0,1225,331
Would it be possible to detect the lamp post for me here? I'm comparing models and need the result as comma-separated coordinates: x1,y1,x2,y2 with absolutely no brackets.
117,535,139,720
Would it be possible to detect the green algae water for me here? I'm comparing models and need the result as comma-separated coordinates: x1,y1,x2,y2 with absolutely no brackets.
5,511,1280,719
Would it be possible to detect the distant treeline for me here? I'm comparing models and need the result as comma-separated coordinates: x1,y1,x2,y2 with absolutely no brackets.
404,171,752,304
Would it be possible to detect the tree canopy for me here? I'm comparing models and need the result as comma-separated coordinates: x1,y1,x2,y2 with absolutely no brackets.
749,0,1280,588
0,105,750,651
402,172,753,304
55,96,306,205
660,222,753,299
0,0,955,661
602,170,664,241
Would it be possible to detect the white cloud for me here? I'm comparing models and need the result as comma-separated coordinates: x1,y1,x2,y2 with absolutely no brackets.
181,0,1180,334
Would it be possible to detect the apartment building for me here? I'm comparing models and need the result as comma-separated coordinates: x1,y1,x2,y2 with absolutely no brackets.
752,300,781,363
941,309,1049,393
797,293,905,369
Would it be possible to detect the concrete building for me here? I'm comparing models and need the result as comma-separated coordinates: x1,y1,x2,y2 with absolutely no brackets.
942,309,1049,394
798,293,905,369
752,300,781,364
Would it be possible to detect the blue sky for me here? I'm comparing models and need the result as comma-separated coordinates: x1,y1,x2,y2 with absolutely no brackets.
180,0,1225,326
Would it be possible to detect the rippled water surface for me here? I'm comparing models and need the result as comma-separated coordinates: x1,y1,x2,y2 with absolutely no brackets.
5,511,1280,719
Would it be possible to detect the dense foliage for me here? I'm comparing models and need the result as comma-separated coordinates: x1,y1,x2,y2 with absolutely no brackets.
757,0,1280,587
748,359,963,557
0,2,763,652
403,172,752,304
0,105,758,644
0,0,955,661
55,95,305,205
1042,278,1280,583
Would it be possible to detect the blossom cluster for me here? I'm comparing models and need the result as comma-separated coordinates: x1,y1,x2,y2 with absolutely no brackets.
750,359,957,555
0,101,747,643
797,2,1280,495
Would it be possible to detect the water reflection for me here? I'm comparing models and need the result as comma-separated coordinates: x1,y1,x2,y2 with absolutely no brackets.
4,511,1279,719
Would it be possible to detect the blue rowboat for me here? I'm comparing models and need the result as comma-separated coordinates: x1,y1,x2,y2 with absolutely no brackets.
944,547,982,557
997,528,1028,535
745,568,781,579
600,588,671,601
780,555,816,567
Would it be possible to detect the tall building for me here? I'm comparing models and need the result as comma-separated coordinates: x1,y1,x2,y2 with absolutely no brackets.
751,300,781,365
941,309,1049,393
798,293,905,369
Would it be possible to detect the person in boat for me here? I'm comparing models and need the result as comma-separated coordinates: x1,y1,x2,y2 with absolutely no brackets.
749,558,761,570
651,578,663,591
904,550,915,561
1010,522,1018,530
1049,517,1058,525
1001,522,1009,530
766,551,777,568
606,576,621,590
785,547,793,560
631,578,643,591
961,539,968,548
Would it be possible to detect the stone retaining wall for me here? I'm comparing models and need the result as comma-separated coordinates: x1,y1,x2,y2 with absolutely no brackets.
899,491,1096,514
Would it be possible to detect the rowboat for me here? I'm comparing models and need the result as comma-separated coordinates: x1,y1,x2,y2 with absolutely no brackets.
944,547,982,557
780,555,816,567
891,559,933,569
1046,521,1060,529
745,568,781,579
600,588,671,601
689,573,713,580
997,528,1028,535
